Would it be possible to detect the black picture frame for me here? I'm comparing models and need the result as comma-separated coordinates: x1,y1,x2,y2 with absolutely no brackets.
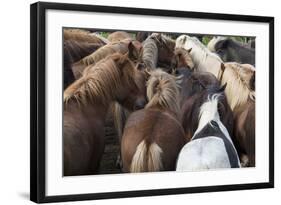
30,1,274,203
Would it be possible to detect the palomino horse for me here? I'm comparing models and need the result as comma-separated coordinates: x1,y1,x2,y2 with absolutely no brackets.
175,68,233,141
175,35,223,79
176,89,241,171
108,31,133,42
218,62,256,166
141,33,175,72
64,40,104,89
218,62,255,111
64,29,108,44
72,39,143,79
207,37,255,66
121,70,186,172
63,52,147,176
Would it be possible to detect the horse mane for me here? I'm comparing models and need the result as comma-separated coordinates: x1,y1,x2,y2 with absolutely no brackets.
80,41,128,66
146,69,181,117
207,36,227,52
159,33,175,46
64,29,107,44
64,53,136,106
221,63,255,110
142,37,158,70
176,35,222,66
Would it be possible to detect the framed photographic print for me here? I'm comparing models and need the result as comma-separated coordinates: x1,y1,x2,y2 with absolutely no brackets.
30,1,274,203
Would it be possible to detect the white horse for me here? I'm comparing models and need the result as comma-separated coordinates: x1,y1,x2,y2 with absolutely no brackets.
175,35,223,79
176,94,240,171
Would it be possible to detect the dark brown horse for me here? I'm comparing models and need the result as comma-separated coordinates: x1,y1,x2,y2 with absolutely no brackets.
121,70,186,172
176,68,233,142
141,33,175,72
63,52,147,176
64,40,104,89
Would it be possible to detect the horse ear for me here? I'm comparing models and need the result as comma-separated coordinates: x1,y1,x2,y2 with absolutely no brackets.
187,48,192,53
218,83,227,92
127,41,138,60
114,53,128,67
144,69,151,79
128,41,142,61
220,63,225,72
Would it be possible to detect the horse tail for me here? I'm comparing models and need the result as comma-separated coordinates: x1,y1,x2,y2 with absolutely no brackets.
130,140,163,172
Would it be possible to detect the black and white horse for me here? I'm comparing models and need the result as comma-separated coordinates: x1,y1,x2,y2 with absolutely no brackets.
176,93,240,171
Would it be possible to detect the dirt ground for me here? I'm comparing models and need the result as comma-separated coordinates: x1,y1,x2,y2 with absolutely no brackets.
98,114,122,174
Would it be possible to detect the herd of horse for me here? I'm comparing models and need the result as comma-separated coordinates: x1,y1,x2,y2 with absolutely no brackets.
63,29,255,176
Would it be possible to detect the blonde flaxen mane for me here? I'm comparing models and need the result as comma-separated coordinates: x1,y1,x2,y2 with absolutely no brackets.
146,69,181,116
221,63,255,110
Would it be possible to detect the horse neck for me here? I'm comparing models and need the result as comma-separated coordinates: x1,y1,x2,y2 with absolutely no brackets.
194,96,220,137
188,42,221,76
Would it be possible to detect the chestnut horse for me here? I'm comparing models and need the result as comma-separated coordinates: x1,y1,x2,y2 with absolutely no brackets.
121,70,186,172
64,29,108,44
108,31,133,42
171,47,194,72
72,39,143,79
63,52,147,176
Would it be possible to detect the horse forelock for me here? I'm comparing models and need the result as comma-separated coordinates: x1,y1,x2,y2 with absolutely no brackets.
146,70,181,117
64,54,137,107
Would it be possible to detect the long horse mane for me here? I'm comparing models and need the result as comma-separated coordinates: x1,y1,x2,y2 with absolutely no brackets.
176,35,222,65
142,37,158,70
146,69,181,116
221,63,255,110
64,53,136,106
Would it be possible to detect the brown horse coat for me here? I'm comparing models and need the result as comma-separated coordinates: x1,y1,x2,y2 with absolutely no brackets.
64,53,147,176
233,99,255,167
121,109,186,172
108,31,133,42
